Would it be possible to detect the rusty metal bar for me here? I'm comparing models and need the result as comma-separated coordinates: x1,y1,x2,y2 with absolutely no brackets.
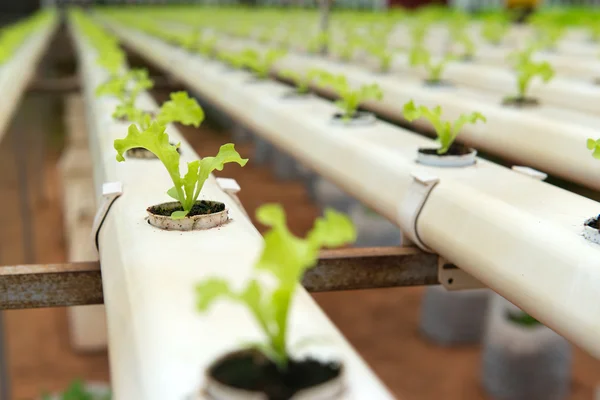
303,246,439,292
0,247,438,309
0,262,103,309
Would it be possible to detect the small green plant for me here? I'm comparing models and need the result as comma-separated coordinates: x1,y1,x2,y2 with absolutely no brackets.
365,43,395,73
402,100,486,154
41,379,111,400
306,31,329,54
315,72,383,120
451,29,476,60
196,204,356,368
409,47,456,85
481,18,509,46
534,23,565,51
504,48,554,103
333,35,362,62
114,124,247,219
586,138,600,158
197,36,218,58
242,48,287,79
279,68,322,94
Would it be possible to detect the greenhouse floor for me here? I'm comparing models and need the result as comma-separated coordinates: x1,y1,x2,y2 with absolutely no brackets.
0,93,598,399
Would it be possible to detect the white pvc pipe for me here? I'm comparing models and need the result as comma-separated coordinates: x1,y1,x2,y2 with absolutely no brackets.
70,21,395,400
0,16,57,144
106,21,600,360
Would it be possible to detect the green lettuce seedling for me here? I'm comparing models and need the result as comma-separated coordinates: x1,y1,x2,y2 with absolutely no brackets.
198,37,218,58
242,48,287,79
196,203,356,368
403,100,486,154
481,18,509,46
365,43,395,73
114,124,247,219
306,31,329,54
409,47,456,85
505,49,554,103
95,73,129,101
41,379,111,400
316,72,383,120
586,138,600,159
156,91,205,127
451,29,476,60
334,35,362,62
279,68,320,94
534,23,565,51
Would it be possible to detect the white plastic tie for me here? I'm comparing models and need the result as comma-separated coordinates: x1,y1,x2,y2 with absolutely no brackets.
397,172,440,253
91,182,123,252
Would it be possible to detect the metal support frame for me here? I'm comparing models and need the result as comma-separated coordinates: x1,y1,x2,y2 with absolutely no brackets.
0,247,440,310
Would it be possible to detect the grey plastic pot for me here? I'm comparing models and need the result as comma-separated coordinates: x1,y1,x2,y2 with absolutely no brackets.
147,201,229,231
253,136,273,165
204,372,345,400
481,294,572,400
419,285,490,345
349,203,402,247
271,148,302,181
417,148,477,168
313,176,357,213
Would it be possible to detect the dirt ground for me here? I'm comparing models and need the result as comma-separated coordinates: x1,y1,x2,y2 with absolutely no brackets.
0,90,599,399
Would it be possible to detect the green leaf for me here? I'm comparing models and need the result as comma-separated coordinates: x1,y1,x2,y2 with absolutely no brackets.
114,122,183,202
196,279,236,311
587,138,597,150
307,208,357,248
171,210,188,220
157,91,205,128
166,186,181,201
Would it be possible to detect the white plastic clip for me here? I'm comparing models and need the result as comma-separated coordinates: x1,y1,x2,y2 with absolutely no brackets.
216,177,241,194
398,172,440,253
91,182,123,251
438,257,485,291
216,177,248,218
511,166,548,181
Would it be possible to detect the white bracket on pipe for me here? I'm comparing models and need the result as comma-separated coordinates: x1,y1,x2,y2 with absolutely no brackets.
438,257,486,291
216,177,241,194
91,182,123,252
511,166,548,181
397,172,439,253
216,177,248,218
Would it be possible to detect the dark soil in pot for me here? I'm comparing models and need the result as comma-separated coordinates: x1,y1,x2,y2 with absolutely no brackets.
424,80,454,88
585,216,600,229
126,143,181,159
115,111,156,123
418,143,473,156
147,200,224,217
332,111,371,121
502,97,539,108
208,349,342,400
281,90,310,99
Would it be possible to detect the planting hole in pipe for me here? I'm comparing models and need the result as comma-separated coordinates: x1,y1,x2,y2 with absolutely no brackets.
423,80,454,89
147,200,228,231
501,97,540,108
204,348,345,400
583,216,600,245
417,144,477,167
331,111,375,127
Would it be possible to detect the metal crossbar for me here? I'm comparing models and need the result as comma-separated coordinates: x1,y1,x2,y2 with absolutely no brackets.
0,247,438,310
